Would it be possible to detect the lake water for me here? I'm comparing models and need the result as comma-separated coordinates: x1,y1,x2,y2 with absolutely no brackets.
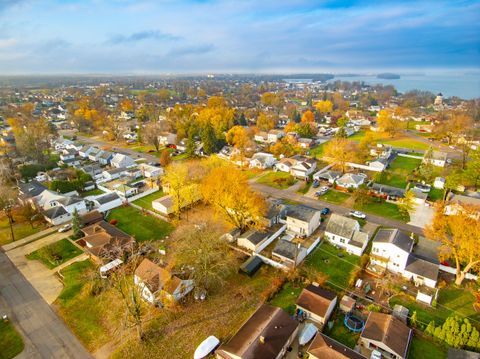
328,73,480,99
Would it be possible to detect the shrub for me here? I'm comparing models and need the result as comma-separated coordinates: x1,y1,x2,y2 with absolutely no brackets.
367,303,381,312
109,219,118,225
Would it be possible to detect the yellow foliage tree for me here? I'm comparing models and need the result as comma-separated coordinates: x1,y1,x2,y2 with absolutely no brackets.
301,110,315,123
315,100,333,114
323,138,358,173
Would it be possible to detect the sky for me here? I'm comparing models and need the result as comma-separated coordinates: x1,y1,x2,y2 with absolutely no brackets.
0,0,479,74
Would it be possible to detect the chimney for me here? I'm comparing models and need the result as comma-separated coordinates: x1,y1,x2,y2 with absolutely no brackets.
259,336,265,344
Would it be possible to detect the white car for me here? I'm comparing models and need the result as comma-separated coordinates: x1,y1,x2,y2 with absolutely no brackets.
349,210,366,219
58,224,72,233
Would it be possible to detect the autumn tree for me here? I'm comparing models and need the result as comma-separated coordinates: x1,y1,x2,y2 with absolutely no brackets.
301,110,315,124
0,185,17,241
465,148,480,188
425,204,480,285
202,166,267,232
399,189,416,216
323,138,358,173
226,126,253,164
377,110,403,138
142,121,166,152
315,100,333,114
8,117,53,164
171,221,237,293
256,112,275,131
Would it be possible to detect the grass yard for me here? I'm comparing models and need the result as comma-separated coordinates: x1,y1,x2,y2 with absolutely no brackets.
319,190,351,204
354,199,410,222
324,312,360,349
297,181,313,195
428,188,444,202
390,156,423,172
305,242,360,291
240,168,263,179
132,190,165,212
55,260,124,351
409,335,447,359
26,238,83,269
0,321,24,359
390,287,480,328
107,205,174,241
256,171,297,189
376,156,422,189
0,216,46,246
269,282,304,315
172,153,190,161
81,188,105,197
349,130,431,150
310,142,327,158
111,265,283,359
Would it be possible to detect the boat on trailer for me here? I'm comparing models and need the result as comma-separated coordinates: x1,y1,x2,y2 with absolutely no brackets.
194,336,220,359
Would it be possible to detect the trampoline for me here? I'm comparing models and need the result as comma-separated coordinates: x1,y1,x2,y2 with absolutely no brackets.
344,314,365,332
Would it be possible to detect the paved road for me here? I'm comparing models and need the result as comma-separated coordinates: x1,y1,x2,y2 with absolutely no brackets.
71,133,425,235
0,251,92,359
251,182,425,236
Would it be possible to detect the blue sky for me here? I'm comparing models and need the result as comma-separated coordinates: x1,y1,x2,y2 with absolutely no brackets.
0,0,478,74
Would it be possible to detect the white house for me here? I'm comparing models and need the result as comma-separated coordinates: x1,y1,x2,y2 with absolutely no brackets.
267,129,284,143
98,151,113,166
114,184,138,198
254,131,269,143
423,150,448,167
158,132,177,146
139,163,164,178
152,195,174,215
89,192,123,213
286,204,321,237
59,148,77,162
275,157,297,173
78,145,95,158
237,230,272,252
290,157,317,180
295,284,337,326
87,147,104,162
101,167,129,181
297,138,314,149
433,177,446,189
324,214,369,256
134,258,194,305
110,153,136,168
336,173,366,189
313,170,341,184
249,152,276,169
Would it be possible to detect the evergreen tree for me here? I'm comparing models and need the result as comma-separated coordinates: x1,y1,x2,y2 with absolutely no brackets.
185,132,196,158
335,127,348,138
410,311,418,328
201,123,218,155
72,208,82,238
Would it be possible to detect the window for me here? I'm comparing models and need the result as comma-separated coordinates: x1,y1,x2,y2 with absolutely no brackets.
340,238,345,244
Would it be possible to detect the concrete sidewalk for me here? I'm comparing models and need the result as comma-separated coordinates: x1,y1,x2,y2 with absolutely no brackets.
2,226,58,252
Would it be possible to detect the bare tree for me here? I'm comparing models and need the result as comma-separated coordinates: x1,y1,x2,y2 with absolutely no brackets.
0,185,17,241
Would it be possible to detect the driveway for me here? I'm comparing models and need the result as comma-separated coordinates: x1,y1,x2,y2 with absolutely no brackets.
408,203,434,229
0,251,92,359
5,229,78,304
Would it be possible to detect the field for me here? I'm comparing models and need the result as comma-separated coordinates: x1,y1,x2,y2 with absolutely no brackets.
0,321,24,359
26,238,83,269
390,287,480,328
409,334,447,359
256,171,297,189
349,130,431,151
55,260,124,351
111,265,282,358
107,205,174,241
376,156,422,188
319,190,351,204
0,215,46,246
354,199,410,222
305,242,360,291
132,190,165,211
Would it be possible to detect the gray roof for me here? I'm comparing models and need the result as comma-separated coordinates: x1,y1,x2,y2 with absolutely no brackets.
325,213,358,239
405,255,439,281
412,237,440,264
273,239,299,260
373,228,414,253
18,181,47,197
95,192,121,204
316,170,341,181
287,204,319,223
57,196,84,206
43,206,68,219
448,348,480,359
105,167,127,175
239,230,270,245
370,183,406,197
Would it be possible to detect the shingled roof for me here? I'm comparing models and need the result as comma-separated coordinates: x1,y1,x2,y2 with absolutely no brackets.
296,285,337,318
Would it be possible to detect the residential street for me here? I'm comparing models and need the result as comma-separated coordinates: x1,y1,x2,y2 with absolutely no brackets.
0,250,92,359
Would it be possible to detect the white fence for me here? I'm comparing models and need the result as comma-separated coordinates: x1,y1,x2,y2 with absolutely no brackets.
398,153,424,160
255,224,287,253
256,253,289,271
346,161,383,172
127,188,159,202
439,265,478,281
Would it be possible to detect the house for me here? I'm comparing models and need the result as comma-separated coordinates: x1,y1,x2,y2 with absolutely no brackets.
89,192,123,213
274,157,297,173
18,180,48,204
237,230,272,252
98,151,113,166
324,214,370,256
59,148,77,162
295,284,337,326
102,167,129,181
433,177,446,189
290,156,317,180
78,145,95,158
110,153,136,168
313,169,341,184
336,173,366,190
307,333,366,359
249,152,276,169
158,132,177,146
80,210,104,226
32,189,87,225
134,258,193,306
423,150,448,167
370,229,439,289
216,304,299,359
369,183,406,201
286,204,321,237
272,239,308,267
43,206,72,225
152,195,174,215
82,220,135,260
115,184,138,198
87,147,104,162
79,163,103,179
297,137,314,149
267,129,284,143
254,131,268,143
444,194,480,216
360,312,412,359
139,163,163,178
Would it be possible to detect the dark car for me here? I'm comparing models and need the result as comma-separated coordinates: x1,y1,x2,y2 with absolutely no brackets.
321,208,330,215
133,181,146,188
312,180,320,188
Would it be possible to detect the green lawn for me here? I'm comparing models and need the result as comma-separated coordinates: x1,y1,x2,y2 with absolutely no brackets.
55,260,122,351
390,156,423,172
407,121,432,131
310,142,327,158
107,205,174,241
376,156,422,189
354,199,410,222
305,242,360,291
81,188,105,197
0,217,46,246
324,312,360,349
269,282,304,315
428,188,444,202
132,190,165,211
319,190,351,204
26,239,83,269
349,130,431,150
409,335,447,359
390,288,480,328
0,321,24,359
256,171,297,189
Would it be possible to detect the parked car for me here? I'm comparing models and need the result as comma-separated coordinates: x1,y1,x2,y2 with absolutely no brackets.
321,208,330,215
312,180,320,188
414,183,431,193
349,210,366,219
58,224,72,233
